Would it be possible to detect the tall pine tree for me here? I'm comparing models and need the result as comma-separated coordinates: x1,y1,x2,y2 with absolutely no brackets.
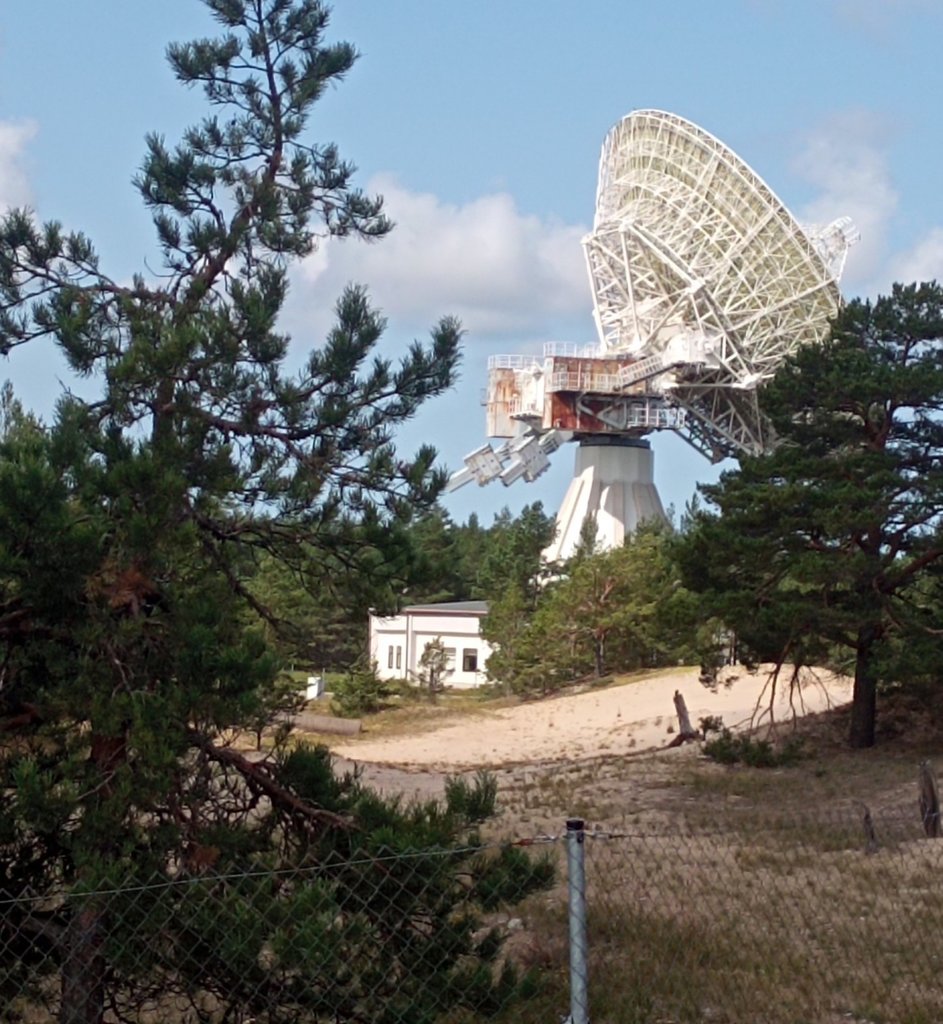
676,282,943,748
0,3,550,1020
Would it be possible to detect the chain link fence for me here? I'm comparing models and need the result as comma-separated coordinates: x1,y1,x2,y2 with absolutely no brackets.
572,804,943,1024
5,806,943,1023
1,837,560,1024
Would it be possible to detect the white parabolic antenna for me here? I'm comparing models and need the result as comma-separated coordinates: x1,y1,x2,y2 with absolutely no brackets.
586,108,857,459
448,109,858,559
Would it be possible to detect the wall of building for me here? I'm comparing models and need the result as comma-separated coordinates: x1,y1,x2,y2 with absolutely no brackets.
369,609,492,688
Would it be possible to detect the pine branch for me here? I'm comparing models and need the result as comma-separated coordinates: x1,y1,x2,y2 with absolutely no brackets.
187,729,353,832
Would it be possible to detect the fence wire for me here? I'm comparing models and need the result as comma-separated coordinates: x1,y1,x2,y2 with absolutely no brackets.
1,839,561,1024
5,806,943,1023
578,807,943,1024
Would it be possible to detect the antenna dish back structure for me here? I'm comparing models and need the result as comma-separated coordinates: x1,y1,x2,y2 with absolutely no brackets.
586,109,857,460
448,109,857,561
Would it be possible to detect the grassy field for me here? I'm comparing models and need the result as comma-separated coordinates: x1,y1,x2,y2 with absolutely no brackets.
10,675,943,1022
274,673,943,1022
475,691,943,1024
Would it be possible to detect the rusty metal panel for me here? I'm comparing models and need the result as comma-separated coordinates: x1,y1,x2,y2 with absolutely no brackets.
546,393,618,433
545,355,649,396
545,393,677,434
487,357,658,437
485,367,522,438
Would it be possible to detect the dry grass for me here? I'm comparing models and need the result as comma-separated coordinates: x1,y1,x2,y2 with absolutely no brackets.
10,684,943,1023
242,676,943,1021
324,666,680,741
480,689,943,1023
345,694,504,740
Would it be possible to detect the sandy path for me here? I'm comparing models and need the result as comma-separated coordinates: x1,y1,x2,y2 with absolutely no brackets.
331,666,851,770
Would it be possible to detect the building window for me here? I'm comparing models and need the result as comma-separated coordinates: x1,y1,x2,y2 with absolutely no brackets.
396,646,402,671
388,646,394,670
444,647,457,668
462,648,478,672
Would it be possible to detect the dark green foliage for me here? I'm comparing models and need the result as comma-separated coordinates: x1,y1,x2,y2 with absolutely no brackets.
702,729,805,768
477,502,557,604
486,523,700,695
248,549,371,669
248,505,553,674
675,283,943,748
39,746,553,1024
569,511,601,565
331,659,394,717
404,506,481,603
698,714,725,737
470,844,556,912
480,581,536,693
0,3,550,1020
445,769,500,823
468,502,557,695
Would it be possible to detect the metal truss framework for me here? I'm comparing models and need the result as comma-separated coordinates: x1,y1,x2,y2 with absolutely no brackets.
584,109,854,459
447,109,856,502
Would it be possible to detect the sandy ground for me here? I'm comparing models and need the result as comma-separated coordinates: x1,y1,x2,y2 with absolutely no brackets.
330,665,852,772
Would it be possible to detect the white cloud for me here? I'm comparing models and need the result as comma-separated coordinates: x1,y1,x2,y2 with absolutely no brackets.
792,110,899,296
792,110,943,295
888,227,943,285
0,119,36,211
297,174,589,340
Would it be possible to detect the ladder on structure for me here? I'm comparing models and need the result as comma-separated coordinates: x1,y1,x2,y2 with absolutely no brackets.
616,353,671,389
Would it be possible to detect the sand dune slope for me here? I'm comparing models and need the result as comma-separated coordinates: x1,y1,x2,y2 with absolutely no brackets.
331,666,851,770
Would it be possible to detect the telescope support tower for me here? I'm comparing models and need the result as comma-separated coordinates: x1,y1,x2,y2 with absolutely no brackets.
543,437,665,564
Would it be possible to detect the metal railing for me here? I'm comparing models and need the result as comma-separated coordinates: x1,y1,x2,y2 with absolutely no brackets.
486,353,541,371
542,342,602,358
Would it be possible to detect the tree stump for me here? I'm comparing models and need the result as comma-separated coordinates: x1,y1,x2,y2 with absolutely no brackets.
673,690,699,742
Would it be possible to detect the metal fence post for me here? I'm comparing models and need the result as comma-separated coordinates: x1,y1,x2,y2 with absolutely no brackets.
565,816,590,1024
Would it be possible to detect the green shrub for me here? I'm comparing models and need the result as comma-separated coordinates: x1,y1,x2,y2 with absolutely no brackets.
703,728,804,768
445,770,499,823
331,661,393,717
698,714,725,738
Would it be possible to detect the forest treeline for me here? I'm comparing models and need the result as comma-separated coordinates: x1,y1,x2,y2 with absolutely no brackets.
259,500,708,695
248,501,556,672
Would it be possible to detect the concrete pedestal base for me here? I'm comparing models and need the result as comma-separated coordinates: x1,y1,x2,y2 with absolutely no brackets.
543,439,665,563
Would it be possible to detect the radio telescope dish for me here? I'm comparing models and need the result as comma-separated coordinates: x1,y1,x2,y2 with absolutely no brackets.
447,109,857,562
584,109,856,460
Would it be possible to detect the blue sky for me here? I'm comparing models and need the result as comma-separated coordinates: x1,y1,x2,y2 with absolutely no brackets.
2,1,942,525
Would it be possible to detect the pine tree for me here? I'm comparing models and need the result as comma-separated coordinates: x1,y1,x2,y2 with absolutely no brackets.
0,3,550,1019
485,525,696,694
675,282,943,748
417,636,450,701
477,503,556,605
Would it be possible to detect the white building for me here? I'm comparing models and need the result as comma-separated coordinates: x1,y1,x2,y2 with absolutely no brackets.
368,601,492,688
